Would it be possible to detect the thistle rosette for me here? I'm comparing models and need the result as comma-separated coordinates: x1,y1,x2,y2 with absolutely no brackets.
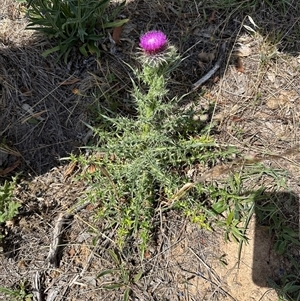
139,30,177,68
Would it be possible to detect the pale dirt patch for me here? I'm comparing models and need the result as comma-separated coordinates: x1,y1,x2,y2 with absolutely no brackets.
214,218,279,301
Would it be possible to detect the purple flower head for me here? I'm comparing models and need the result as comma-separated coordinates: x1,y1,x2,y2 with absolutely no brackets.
139,30,168,54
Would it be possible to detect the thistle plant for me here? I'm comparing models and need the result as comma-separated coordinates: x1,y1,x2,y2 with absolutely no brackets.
81,30,240,254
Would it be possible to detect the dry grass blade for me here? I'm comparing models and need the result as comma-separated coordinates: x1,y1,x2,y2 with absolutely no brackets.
0,144,21,157
0,158,21,176
196,144,300,183
32,271,42,301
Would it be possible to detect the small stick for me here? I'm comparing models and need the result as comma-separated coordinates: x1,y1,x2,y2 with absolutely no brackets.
191,42,227,91
45,288,59,301
32,271,43,301
46,213,68,267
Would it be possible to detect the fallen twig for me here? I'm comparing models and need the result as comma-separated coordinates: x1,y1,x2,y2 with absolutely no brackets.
191,42,227,91
46,213,69,267
32,271,43,301
46,203,91,267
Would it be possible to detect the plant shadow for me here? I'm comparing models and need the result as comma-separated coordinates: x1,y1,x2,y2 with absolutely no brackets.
252,190,300,298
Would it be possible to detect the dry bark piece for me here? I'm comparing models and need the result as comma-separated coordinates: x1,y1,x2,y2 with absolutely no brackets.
208,10,217,23
112,26,123,44
236,56,245,73
46,213,72,267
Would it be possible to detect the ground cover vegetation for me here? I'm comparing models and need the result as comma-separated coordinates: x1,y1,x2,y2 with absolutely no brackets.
0,0,300,300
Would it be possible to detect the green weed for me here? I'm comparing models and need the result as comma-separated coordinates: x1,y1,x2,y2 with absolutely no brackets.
26,0,128,62
97,250,143,301
71,32,259,255
0,178,20,238
0,281,33,301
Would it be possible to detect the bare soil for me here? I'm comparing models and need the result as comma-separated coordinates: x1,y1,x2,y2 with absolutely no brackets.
1,0,300,300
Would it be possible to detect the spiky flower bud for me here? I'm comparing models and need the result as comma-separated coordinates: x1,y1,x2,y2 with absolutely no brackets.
139,30,168,54
138,30,172,68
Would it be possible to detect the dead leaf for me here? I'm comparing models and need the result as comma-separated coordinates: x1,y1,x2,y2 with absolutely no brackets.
63,161,77,180
266,91,294,109
86,204,94,211
266,98,281,110
20,86,32,97
72,88,81,95
144,251,152,259
112,26,123,44
68,248,76,257
230,116,243,122
0,159,21,176
236,57,245,73
213,76,220,83
266,72,276,82
87,164,96,174
208,10,216,23
17,260,27,269
51,270,61,278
